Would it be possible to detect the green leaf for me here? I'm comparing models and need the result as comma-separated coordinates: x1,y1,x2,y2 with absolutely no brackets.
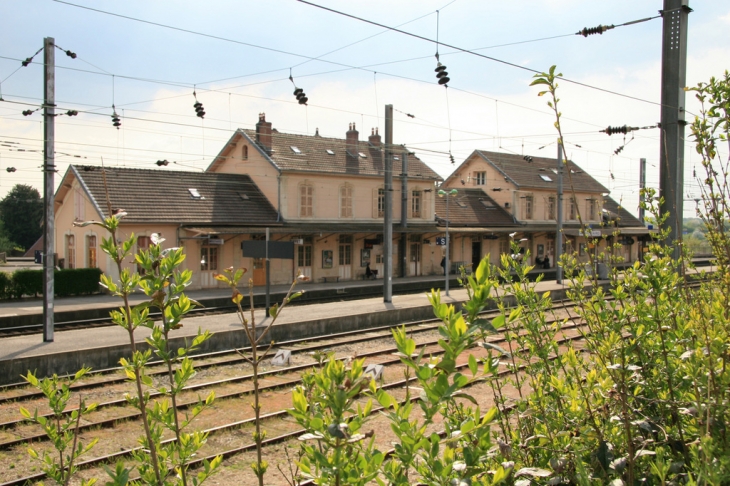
515,467,552,478
468,354,478,376
480,341,511,358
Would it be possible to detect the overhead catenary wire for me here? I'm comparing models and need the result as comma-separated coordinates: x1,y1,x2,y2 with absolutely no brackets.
51,0,671,113
295,0,671,108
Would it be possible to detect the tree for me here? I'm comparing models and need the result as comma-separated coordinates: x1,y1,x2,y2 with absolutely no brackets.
0,184,43,251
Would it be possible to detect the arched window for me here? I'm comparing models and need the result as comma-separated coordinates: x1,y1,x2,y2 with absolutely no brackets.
242,145,248,160
65,234,75,269
86,234,97,268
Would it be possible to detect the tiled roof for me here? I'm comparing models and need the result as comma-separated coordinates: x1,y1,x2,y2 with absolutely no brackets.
69,166,279,225
241,129,442,181
603,196,643,227
458,150,608,194
435,189,516,227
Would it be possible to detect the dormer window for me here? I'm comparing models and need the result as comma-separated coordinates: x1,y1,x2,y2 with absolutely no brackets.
189,188,203,199
358,152,367,159
326,149,335,155
290,146,302,154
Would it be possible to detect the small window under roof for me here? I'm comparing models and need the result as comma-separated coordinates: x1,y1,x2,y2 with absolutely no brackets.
551,168,558,174
540,174,553,182
290,146,302,154
358,152,367,159
393,156,400,161
326,149,335,155
188,188,203,199
239,192,249,200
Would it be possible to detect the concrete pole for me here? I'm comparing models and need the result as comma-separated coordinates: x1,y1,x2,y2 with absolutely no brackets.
639,158,646,225
659,0,690,262
43,37,55,342
383,105,393,302
400,151,408,278
265,227,270,317
556,143,563,284
444,195,451,296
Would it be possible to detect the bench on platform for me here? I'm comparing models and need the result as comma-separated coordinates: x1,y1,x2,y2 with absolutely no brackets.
320,276,340,283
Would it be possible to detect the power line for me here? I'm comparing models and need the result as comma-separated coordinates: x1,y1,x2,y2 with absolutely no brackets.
296,0,666,108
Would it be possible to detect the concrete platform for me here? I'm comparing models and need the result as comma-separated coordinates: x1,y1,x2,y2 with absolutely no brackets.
0,273,571,387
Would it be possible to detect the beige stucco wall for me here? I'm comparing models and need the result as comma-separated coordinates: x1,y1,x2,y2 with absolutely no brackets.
445,154,604,225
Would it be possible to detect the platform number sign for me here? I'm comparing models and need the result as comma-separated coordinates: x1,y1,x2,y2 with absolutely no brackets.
436,236,446,246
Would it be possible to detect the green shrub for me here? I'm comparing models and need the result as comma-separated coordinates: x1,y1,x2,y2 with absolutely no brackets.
0,272,12,300
12,269,42,297
3,268,102,299
55,268,102,297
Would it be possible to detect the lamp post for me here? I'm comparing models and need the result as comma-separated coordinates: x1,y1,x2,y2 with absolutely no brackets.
438,188,458,296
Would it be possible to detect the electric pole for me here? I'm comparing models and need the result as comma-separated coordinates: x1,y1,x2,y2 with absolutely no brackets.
383,104,393,302
400,151,408,278
659,0,690,262
556,143,563,284
43,37,55,342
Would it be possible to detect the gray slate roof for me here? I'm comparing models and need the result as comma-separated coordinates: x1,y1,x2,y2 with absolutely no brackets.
453,150,609,194
603,196,643,227
241,129,442,181
435,189,516,227
69,166,279,225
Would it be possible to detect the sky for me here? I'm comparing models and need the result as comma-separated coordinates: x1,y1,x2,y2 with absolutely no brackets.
1,0,728,218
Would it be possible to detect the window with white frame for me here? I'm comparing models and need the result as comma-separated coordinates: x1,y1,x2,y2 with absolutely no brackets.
569,197,577,220
339,240,352,266
340,184,353,218
474,171,486,186
86,234,97,268
547,196,556,220
586,198,597,221
65,234,75,269
523,195,533,220
300,183,313,217
297,245,312,267
499,238,509,256
411,190,422,218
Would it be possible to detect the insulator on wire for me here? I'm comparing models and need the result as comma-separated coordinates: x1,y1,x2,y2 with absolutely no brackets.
602,125,635,136
6,167,16,173
156,159,169,166
293,87,308,105
64,49,76,59
22,110,33,116
435,62,450,86
66,110,78,116
577,24,615,37
194,101,205,118
614,146,624,155
523,155,533,162
192,90,205,118
449,153,455,164
111,107,121,129
21,58,32,67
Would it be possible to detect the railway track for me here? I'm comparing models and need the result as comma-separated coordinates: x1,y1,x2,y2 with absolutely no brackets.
0,300,585,485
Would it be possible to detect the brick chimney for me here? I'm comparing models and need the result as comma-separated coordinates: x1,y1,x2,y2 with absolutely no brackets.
368,127,381,147
255,113,272,154
346,123,359,158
